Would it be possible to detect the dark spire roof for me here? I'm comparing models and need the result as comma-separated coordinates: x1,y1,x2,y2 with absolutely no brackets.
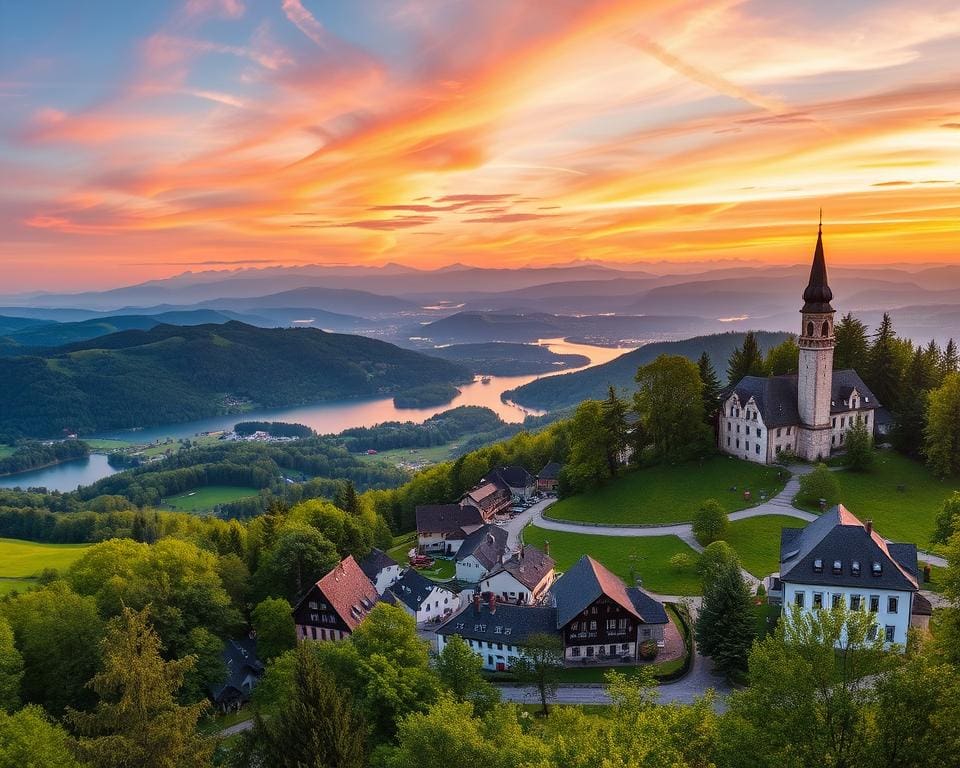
802,216,834,313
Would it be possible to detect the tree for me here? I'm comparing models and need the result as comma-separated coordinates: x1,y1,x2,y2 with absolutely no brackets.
697,540,741,581
435,635,500,715
251,597,296,662
764,336,799,376
924,373,960,477
601,386,629,477
67,607,213,768
843,418,874,471
510,633,563,716
942,338,958,378
698,352,722,421
635,355,710,461
216,553,250,613
0,581,103,715
727,331,766,384
254,525,340,603
833,312,870,372
933,491,960,544
695,557,755,679
565,400,613,493
0,705,87,768
868,313,903,411
240,644,366,768
795,463,840,508
0,618,22,713
692,498,729,545
334,480,361,516
179,627,226,706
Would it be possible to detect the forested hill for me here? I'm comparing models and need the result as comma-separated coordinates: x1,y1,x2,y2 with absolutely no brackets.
503,331,791,410
0,321,471,439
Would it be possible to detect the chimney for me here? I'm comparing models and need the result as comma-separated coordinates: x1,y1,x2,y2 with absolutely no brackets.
544,541,550,557
473,592,481,614
865,519,873,535
488,592,497,614
520,544,525,559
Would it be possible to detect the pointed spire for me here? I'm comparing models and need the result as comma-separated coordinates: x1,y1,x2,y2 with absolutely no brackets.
802,213,833,313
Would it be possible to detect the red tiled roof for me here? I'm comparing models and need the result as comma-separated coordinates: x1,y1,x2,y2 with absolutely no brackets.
314,555,380,631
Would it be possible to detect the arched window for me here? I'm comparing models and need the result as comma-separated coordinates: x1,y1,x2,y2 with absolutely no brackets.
806,321,814,337
821,320,830,337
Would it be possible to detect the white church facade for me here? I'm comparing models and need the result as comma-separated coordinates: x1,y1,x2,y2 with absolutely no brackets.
720,225,880,465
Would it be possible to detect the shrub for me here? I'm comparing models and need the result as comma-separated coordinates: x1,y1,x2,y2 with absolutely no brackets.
638,640,659,660
692,498,728,545
669,552,695,571
795,463,840,508
756,582,766,598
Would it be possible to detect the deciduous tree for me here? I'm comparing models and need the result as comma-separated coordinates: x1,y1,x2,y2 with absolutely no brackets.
635,355,710,461
251,597,296,662
843,419,874,471
692,498,729,545
0,705,87,768
601,386,629,476
511,633,563,716
253,524,340,603
435,635,500,715
0,618,22,713
795,463,840,508
565,400,613,493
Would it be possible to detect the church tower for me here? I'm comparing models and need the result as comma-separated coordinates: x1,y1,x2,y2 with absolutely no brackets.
796,217,835,461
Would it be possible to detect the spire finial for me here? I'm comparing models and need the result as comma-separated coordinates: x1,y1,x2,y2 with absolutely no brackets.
818,208,822,234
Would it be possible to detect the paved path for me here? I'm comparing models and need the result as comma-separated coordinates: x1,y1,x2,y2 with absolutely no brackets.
502,496,556,549
220,719,253,737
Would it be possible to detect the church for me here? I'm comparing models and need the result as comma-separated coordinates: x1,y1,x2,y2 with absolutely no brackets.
719,224,880,464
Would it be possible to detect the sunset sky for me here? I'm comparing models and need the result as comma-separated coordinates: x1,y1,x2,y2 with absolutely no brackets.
1,0,959,291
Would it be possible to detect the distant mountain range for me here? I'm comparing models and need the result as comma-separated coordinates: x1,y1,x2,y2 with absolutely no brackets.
0,322,470,439
502,331,792,411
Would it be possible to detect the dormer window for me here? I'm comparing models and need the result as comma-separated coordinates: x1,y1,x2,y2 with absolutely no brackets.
851,561,861,576
813,558,823,573
871,561,882,576
832,560,842,575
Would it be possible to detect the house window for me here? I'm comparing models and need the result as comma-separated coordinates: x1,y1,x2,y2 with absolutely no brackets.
872,562,882,577
586,647,594,657
736,439,740,448
813,558,823,573
869,596,880,612
794,591,805,608
832,560,842,575
807,321,814,337
606,619,617,630
831,594,843,609
822,320,830,337
727,437,731,447
841,417,846,428
787,427,792,435
884,626,895,643
311,627,317,640
888,596,898,614
737,424,741,433
839,432,844,444
746,441,750,451
590,621,597,630
756,444,760,455
850,595,862,610
776,428,782,437
308,601,318,610
572,647,580,657
727,422,731,431
832,417,836,427
621,643,630,651
813,592,823,609
851,561,861,576
488,655,493,665
756,427,761,437
867,625,878,640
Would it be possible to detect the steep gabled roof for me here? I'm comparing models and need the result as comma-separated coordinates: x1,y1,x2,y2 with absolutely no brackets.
464,481,508,506
389,568,453,611
436,601,557,644
627,587,669,624
208,637,264,703
358,547,398,580
455,524,508,569
486,544,555,590
416,503,484,534
550,555,644,628
489,465,535,489
300,555,381,631
780,505,918,591
538,461,562,480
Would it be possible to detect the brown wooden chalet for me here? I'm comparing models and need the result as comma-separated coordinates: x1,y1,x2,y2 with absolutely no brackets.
549,555,667,662
292,555,380,642
461,479,512,518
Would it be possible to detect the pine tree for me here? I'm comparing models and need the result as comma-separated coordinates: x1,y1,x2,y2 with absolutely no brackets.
924,373,960,478
925,339,943,387
726,331,766,384
335,480,361,515
943,339,958,377
240,644,366,768
695,559,756,679
601,386,628,476
894,347,935,457
66,607,213,768
868,313,903,410
697,352,722,421
834,312,870,371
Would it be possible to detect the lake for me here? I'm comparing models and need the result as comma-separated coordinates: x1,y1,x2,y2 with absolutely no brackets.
1,338,630,492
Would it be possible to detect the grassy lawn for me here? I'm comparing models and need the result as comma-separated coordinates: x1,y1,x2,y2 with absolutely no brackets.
523,525,701,596
82,438,134,452
358,443,459,467
919,563,948,594
754,603,781,639
725,515,804,578
795,450,960,546
545,456,788,525
0,578,39,596
416,558,456,581
163,485,259,512
0,537,93,595
387,532,416,564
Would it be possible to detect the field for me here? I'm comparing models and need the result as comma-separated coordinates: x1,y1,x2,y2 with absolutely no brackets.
725,515,805,578
359,443,459,468
162,485,259,511
795,450,960,546
0,445,15,459
0,537,92,595
545,456,788,525
523,525,701,596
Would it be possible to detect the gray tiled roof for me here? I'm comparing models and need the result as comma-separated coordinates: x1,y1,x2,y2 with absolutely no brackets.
488,465,535,489
389,568,453,611
416,503,484,535
486,544,555,590
780,505,918,591
627,588,669,624
358,548,398,580
208,637,264,703
538,461,562,480
728,369,880,428
455,524,508,570
437,601,558,645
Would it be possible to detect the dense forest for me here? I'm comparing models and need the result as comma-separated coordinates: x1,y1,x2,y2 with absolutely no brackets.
425,342,590,375
334,406,510,452
233,421,314,438
0,439,89,476
392,382,461,408
0,321,470,439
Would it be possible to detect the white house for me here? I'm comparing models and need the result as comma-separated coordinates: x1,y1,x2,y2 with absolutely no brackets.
480,544,555,605
358,548,402,595
779,505,922,649
415,503,485,555
720,223,879,465
455,524,508,583
389,568,459,624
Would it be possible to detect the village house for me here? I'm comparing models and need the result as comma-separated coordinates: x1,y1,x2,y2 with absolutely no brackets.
208,637,264,713
550,555,668,662
359,547,402,595
720,223,880,464
455,524,508,582
292,555,381,642
461,479,512,517
480,543,555,605
389,567,459,624
537,461,562,493
779,506,925,649
415,503,485,555
486,465,537,499
437,592,558,672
